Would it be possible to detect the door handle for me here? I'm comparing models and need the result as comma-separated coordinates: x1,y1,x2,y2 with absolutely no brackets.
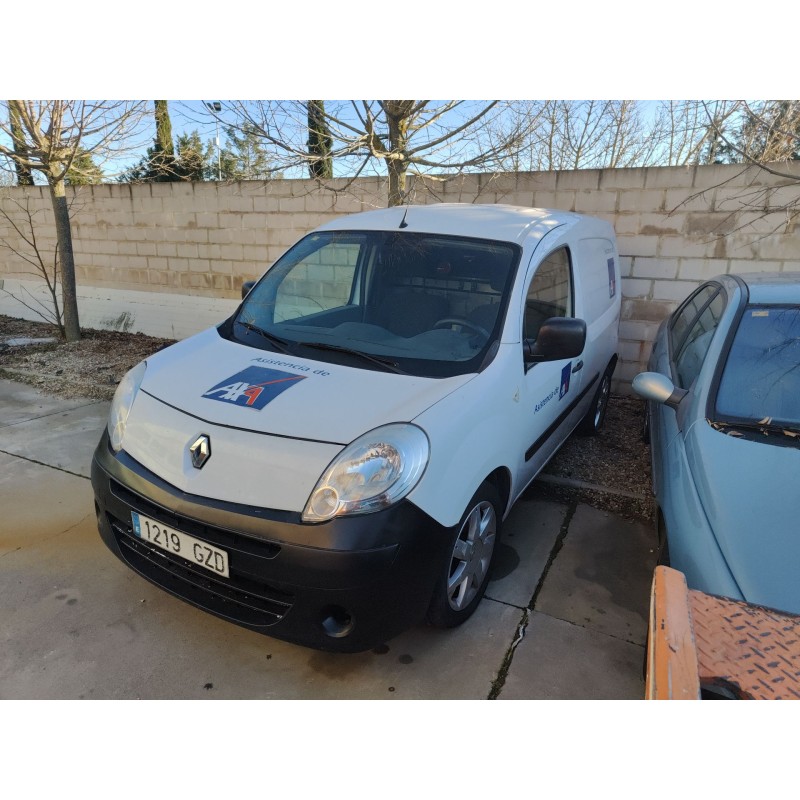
572,360,584,373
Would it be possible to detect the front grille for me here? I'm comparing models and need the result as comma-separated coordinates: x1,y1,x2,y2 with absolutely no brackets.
110,479,281,559
108,511,293,628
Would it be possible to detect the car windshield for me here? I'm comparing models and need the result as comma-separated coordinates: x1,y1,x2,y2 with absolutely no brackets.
224,230,520,378
714,305,800,433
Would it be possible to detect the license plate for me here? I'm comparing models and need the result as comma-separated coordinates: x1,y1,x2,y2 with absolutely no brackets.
131,511,230,578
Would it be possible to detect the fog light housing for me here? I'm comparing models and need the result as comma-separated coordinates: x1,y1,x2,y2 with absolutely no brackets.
321,606,355,638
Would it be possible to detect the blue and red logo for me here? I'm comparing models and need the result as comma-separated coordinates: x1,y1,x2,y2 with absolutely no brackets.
202,366,306,410
559,362,572,399
608,257,616,298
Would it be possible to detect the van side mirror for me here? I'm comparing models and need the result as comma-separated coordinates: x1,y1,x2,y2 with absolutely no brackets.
632,372,688,409
524,317,586,364
242,280,256,299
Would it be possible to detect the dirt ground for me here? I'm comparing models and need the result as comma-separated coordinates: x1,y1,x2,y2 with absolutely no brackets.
533,392,654,523
0,313,654,523
0,315,175,401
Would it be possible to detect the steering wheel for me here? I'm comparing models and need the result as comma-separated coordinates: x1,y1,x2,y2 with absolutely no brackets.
433,317,490,339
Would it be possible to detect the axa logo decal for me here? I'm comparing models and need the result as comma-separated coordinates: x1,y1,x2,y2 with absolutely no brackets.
607,257,616,298
559,362,572,400
202,366,306,410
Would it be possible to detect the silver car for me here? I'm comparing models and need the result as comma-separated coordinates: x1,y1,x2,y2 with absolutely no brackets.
634,273,800,613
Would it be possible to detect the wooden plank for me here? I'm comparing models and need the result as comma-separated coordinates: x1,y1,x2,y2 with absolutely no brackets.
645,566,701,699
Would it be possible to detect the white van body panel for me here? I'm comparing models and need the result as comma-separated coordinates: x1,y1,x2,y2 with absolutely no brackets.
126,204,619,526
572,234,621,380
139,327,473,445
408,345,520,527
123,391,343,511
315,204,566,249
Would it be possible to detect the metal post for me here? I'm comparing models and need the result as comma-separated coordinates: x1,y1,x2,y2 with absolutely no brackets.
205,101,223,181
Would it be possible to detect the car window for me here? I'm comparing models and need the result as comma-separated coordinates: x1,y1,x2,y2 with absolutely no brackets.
524,247,572,341
670,284,717,356
675,290,726,388
715,305,800,431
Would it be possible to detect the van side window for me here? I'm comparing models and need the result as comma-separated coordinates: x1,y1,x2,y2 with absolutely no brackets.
524,247,572,341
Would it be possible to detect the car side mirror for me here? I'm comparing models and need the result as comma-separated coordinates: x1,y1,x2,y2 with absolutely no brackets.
632,372,688,409
242,280,256,299
524,317,587,364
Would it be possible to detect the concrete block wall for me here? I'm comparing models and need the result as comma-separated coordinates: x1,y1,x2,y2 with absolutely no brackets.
419,164,799,389
1,163,798,392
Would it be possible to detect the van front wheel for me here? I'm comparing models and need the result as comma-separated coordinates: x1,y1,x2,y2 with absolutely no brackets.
427,482,501,628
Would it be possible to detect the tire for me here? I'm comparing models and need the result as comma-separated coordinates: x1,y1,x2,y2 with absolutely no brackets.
427,482,501,628
578,368,612,436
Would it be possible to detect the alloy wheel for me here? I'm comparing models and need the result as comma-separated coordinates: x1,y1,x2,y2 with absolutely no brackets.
447,500,497,611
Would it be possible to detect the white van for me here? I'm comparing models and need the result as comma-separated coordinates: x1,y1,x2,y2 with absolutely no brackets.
92,204,620,651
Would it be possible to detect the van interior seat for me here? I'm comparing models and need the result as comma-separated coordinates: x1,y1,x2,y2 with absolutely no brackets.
370,290,450,338
467,302,501,333
525,299,564,342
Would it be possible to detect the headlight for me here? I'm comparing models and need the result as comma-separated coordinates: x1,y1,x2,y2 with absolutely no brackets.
302,423,429,523
107,361,147,452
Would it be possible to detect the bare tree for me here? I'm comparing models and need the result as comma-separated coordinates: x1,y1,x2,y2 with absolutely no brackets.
482,101,666,172
704,100,800,166
0,193,64,335
224,100,531,206
642,101,739,166
8,102,33,186
481,100,751,172
663,101,800,237
0,101,148,341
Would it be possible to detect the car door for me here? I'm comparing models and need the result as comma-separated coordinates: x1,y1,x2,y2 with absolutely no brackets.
653,283,726,497
517,245,586,488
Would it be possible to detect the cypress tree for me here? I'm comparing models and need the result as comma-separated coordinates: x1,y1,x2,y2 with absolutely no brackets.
307,100,333,179
152,100,178,180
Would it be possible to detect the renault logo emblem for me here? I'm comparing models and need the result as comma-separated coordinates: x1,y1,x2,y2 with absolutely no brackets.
189,435,211,469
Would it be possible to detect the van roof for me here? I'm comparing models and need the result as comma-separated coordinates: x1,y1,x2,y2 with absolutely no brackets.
315,203,606,247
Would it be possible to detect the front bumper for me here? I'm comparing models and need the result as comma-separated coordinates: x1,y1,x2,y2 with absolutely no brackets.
91,431,452,652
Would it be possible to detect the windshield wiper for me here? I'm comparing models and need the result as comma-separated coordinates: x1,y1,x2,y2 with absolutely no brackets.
299,341,407,374
235,320,293,354
710,418,800,441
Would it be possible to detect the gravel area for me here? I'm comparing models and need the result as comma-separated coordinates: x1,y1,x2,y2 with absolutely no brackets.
527,393,654,523
0,313,654,523
0,315,175,401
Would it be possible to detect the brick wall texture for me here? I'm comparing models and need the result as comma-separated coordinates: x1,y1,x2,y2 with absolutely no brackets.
1,162,798,391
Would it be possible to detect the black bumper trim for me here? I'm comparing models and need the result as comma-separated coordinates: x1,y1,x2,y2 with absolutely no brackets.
91,431,453,652
109,515,293,626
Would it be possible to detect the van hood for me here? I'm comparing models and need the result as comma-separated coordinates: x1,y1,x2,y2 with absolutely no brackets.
686,421,800,614
139,327,474,444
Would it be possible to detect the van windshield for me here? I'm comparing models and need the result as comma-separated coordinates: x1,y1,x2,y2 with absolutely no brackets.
223,230,520,378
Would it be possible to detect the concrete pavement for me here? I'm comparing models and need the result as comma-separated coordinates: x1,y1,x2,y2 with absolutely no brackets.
0,378,656,699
